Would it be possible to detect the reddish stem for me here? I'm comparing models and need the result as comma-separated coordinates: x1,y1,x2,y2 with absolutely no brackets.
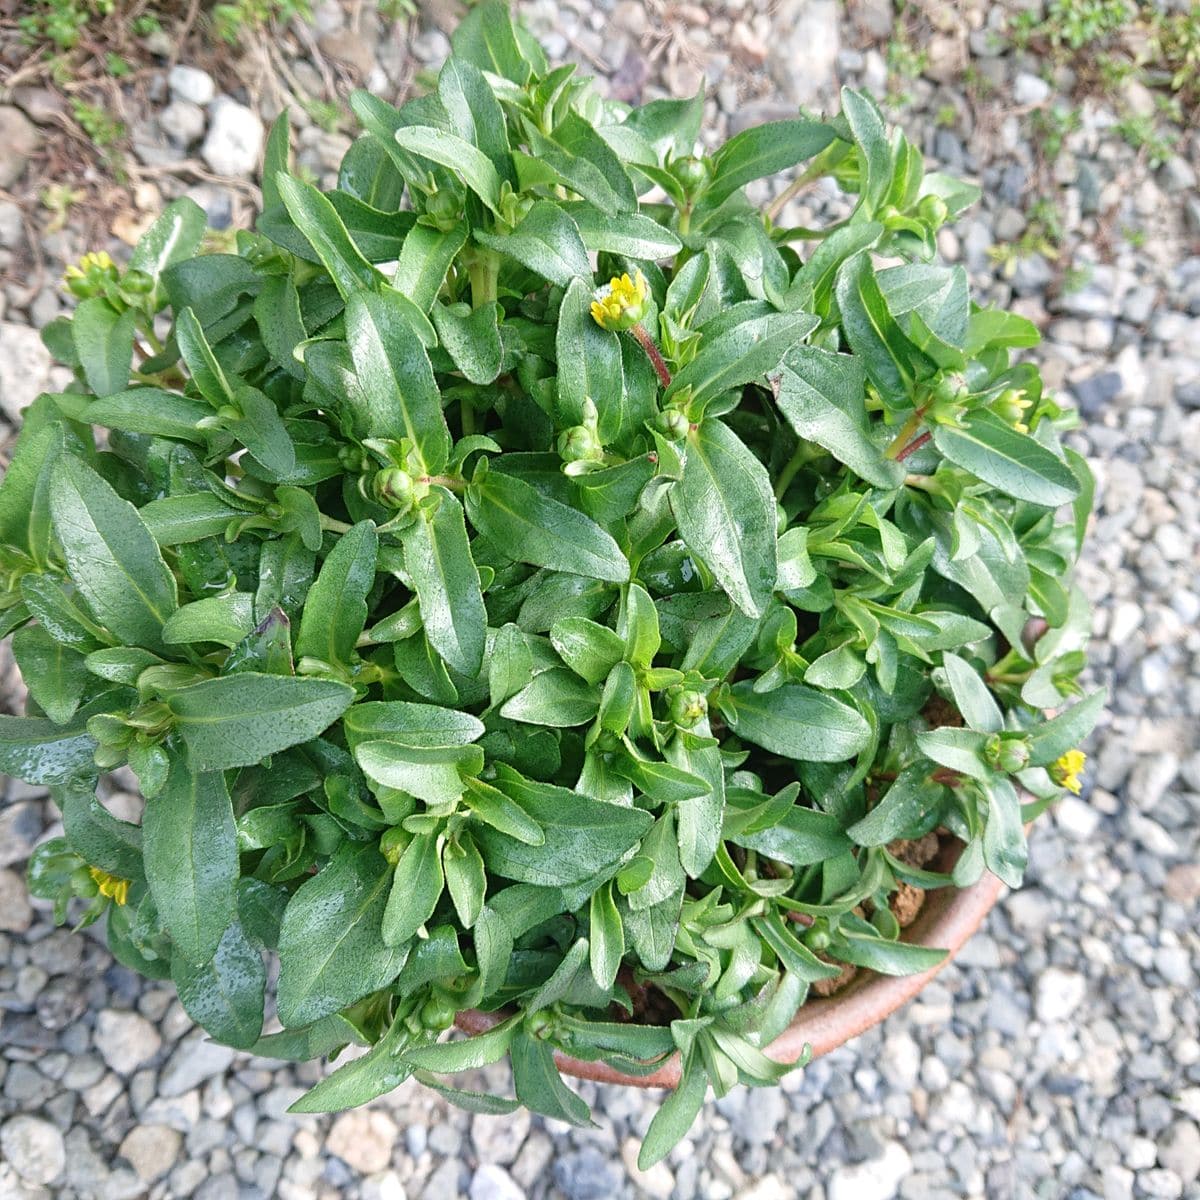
631,324,672,389
895,431,932,462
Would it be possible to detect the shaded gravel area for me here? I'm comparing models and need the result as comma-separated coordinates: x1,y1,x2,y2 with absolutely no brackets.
2,2,1199,1198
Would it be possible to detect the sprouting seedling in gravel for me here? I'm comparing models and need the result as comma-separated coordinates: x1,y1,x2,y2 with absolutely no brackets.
0,0,1100,1166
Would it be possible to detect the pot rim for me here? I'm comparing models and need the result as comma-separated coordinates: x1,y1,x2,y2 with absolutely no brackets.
454,837,1006,1089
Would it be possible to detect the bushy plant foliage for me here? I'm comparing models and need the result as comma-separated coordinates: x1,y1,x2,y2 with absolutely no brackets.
0,3,1100,1161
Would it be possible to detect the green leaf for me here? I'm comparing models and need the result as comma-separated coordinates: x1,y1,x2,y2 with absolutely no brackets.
775,347,902,488
140,493,243,546
344,700,484,752
129,197,207,296
0,715,96,786
254,274,307,380
430,300,503,385
932,411,1081,507
50,455,178,652
665,311,818,412
345,289,451,469
277,173,383,298
72,298,136,397
841,87,891,214
11,625,87,724
705,118,834,210
723,681,871,761
589,882,624,990
0,423,61,555
289,1015,413,1112
555,275,624,433
831,934,947,975
438,55,515,182
511,1031,592,1126
983,777,1027,887
357,742,481,805
467,468,630,583
563,203,683,259
464,779,545,845
143,758,238,964
500,667,600,727
941,652,1004,733
847,762,945,846
167,673,356,770
401,1015,520,1073
402,494,486,677
394,126,503,213
172,920,266,1049
550,617,625,686
835,251,933,401
731,801,852,865
475,201,590,286
444,832,486,928
276,843,408,1027
639,1055,708,1169
527,112,637,215
915,727,992,781
295,520,378,666
450,0,539,83
672,420,777,618
162,593,256,648
394,221,467,312
472,769,652,887
382,833,444,946
1026,689,1105,766
83,389,212,444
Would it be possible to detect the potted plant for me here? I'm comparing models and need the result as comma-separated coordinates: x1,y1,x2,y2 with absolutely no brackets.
0,2,1100,1166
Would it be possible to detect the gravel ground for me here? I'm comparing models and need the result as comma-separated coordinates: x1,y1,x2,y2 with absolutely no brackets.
2,2,1200,1198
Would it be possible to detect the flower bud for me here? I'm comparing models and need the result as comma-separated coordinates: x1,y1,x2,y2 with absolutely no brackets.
121,269,155,295
918,194,949,227
420,995,457,1031
656,408,689,441
590,271,649,331
380,827,411,866
802,920,831,952
671,155,708,191
996,737,1030,774
557,424,603,463
373,468,416,510
669,688,708,729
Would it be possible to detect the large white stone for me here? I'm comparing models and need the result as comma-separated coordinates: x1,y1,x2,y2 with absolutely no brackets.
0,322,71,425
201,98,264,179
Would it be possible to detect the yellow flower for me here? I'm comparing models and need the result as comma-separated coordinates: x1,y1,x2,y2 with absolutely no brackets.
64,251,119,298
1052,748,1086,795
590,271,649,331
89,866,130,906
64,251,115,281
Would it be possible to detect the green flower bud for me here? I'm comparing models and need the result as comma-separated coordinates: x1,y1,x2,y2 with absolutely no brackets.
656,408,689,441
996,737,1030,774
121,269,155,295
557,425,603,463
917,194,949,227
380,827,411,866
669,688,707,729
373,468,416,510
420,995,457,1031
802,920,831,952
671,155,708,191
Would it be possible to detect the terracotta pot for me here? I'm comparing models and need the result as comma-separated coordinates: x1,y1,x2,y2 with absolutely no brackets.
455,836,1005,1089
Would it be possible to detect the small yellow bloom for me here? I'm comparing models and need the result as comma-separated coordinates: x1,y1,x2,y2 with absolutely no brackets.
64,251,115,281
590,271,649,331
1052,748,1086,795
89,866,130,906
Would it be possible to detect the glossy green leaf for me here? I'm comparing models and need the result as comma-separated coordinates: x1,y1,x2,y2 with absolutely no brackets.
295,520,378,667
144,758,238,964
50,455,178,652
167,674,356,770
276,843,408,1026
475,201,589,285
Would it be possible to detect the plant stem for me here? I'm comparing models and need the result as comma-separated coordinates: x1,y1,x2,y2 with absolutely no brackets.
774,441,812,499
319,515,353,533
884,406,927,460
468,250,499,310
631,324,672,389
895,430,932,462
421,474,466,493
